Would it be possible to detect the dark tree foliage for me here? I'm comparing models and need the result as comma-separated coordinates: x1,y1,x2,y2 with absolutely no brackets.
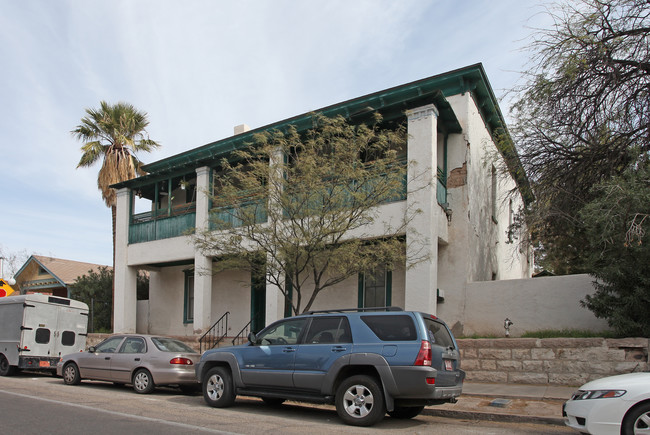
580,167,650,336
71,267,149,333
512,0,650,273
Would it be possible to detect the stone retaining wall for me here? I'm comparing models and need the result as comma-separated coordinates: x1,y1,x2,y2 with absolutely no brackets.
458,337,649,386
86,334,649,387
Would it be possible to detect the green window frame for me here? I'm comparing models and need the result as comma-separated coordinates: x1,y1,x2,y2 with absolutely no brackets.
183,270,194,324
284,277,294,318
358,269,392,308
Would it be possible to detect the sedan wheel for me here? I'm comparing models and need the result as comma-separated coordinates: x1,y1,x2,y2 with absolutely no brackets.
62,362,81,385
133,369,155,394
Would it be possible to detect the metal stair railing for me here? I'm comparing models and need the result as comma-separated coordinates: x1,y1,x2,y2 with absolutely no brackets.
231,319,252,346
199,311,229,353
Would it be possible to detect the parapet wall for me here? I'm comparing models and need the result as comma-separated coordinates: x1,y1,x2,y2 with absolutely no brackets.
458,337,649,386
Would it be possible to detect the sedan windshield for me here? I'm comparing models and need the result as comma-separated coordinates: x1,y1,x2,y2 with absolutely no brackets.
152,337,196,353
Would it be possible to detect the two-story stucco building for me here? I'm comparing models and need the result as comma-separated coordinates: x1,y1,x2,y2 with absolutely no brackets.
112,64,533,341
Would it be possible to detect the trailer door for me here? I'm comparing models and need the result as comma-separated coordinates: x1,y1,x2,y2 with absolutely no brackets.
52,302,89,358
20,300,58,367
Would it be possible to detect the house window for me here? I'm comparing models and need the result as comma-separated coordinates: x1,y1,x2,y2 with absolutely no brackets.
184,270,194,324
358,269,392,308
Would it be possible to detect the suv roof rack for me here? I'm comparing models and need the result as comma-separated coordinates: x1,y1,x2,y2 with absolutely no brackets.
304,306,404,315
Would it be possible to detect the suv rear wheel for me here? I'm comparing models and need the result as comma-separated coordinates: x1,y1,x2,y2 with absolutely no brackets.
335,375,386,426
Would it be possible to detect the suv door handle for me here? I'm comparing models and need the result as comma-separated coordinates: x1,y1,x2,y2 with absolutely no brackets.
282,347,296,353
332,346,347,352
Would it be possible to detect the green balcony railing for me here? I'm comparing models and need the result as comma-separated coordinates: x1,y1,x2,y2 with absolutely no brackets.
129,203,196,244
210,198,268,231
437,167,447,206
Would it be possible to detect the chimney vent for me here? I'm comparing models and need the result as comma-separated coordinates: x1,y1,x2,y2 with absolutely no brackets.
234,124,250,135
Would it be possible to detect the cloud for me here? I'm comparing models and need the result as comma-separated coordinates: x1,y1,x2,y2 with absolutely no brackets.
0,0,552,266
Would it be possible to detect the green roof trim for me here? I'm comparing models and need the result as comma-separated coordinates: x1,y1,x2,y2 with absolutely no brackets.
113,63,531,203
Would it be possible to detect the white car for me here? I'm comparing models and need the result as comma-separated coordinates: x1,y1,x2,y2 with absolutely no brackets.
564,373,650,434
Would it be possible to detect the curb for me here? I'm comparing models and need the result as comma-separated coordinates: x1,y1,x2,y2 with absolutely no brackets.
423,407,566,426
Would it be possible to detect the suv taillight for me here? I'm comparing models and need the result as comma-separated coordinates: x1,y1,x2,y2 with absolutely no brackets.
414,340,432,366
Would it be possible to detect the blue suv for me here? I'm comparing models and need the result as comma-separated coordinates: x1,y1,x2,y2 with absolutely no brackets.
195,307,464,426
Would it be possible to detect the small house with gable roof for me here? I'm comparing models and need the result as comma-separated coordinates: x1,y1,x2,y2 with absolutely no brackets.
14,255,110,298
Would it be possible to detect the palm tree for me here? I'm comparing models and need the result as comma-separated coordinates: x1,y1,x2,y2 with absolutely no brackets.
73,101,160,327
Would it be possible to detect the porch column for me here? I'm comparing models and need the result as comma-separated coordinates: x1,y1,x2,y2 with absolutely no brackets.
404,104,439,315
193,166,213,333
265,148,286,325
114,188,138,333
265,273,285,325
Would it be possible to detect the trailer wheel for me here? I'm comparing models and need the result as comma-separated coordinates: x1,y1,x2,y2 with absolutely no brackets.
0,354,15,376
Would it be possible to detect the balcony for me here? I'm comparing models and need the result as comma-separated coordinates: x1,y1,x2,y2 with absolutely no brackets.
210,195,268,231
129,203,196,244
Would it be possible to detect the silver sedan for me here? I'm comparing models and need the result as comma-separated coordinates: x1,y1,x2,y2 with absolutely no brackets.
56,334,201,394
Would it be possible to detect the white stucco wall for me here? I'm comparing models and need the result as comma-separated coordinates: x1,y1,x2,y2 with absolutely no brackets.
436,93,531,327
145,265,253,337
211,269,252,337
459,274,609,337
136,300,149,334
126,235,195,267
292,265,407,314
446,92,530,283
147,266,194,336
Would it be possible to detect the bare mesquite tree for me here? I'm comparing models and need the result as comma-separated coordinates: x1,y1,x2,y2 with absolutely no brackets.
194,113,429,315
511,0,650,273
511,0,650,335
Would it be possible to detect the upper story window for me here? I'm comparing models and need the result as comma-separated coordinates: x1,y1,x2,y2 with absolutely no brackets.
131,173,197,224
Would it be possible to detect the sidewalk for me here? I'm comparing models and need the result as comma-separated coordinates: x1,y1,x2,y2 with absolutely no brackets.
423,382,576,425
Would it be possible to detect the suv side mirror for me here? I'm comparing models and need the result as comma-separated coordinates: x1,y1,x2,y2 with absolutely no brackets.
247,332,257,344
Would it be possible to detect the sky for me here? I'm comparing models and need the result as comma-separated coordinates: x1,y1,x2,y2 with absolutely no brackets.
0,0,553,276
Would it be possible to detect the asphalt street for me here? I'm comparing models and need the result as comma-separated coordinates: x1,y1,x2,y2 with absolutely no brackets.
0,372,575,435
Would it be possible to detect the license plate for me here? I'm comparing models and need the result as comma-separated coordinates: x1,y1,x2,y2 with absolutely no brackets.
39,361,50,367
444,360,453,371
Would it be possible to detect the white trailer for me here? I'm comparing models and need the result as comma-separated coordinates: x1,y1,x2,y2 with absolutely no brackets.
0,294,89,375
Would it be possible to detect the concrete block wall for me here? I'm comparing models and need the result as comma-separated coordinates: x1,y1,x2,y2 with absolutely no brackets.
458,337,649,386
